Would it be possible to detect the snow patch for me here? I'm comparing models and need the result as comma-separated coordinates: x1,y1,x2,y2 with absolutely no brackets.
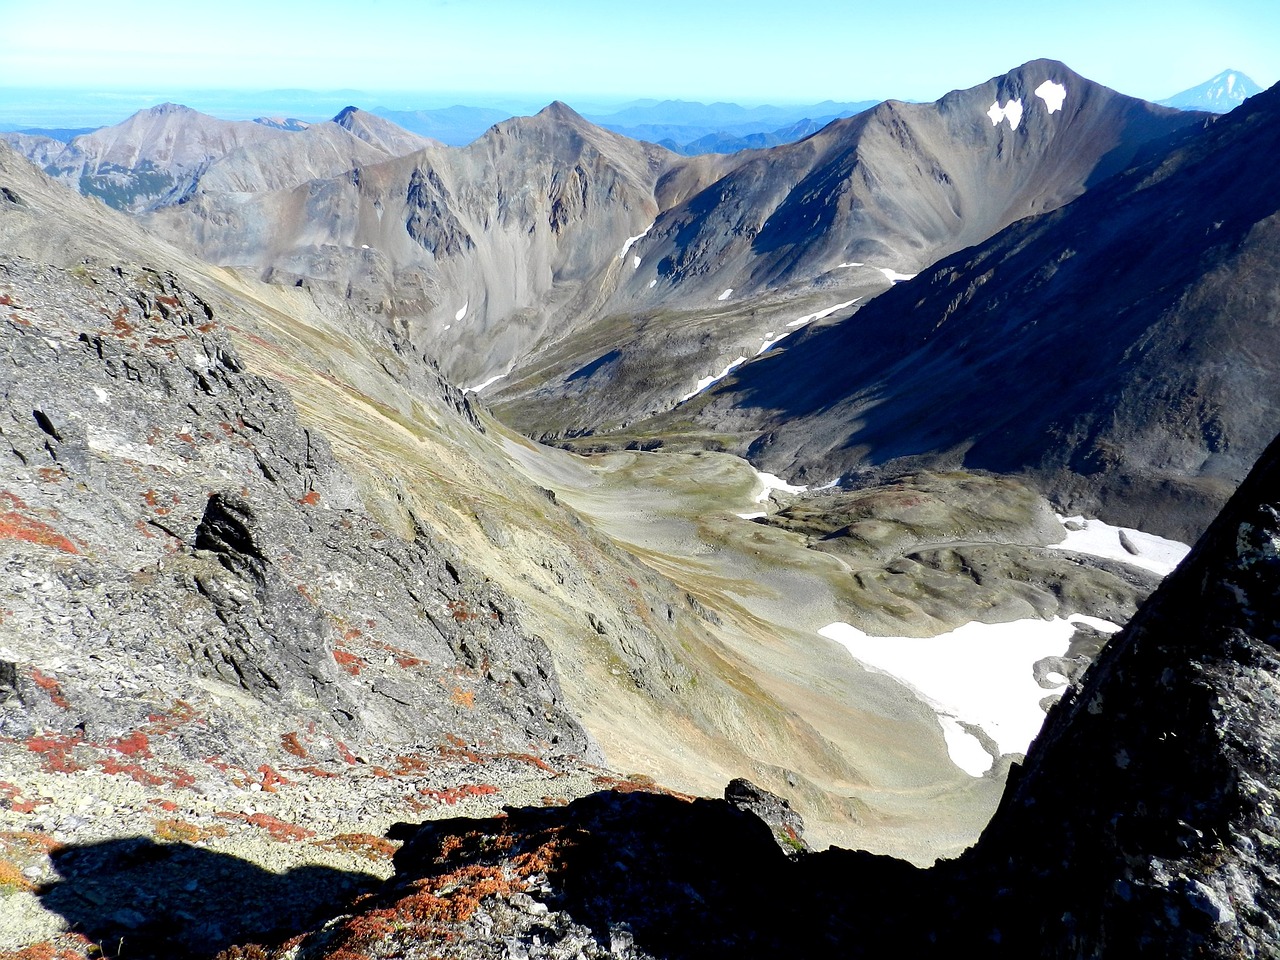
454,302,468,322
785,298,860,329
619,224,652,259
987,98,1024,129
648,279,657,288
877,268,917,283
836,261,864,268
462,374,505,395
1050,515,1190,576
753,470,807,503
819,613,1119,776
361,243,370,250
717,288,733,301
678,356,748,403
736,511,767,520
632,254,642,269
92,387,109,405
1034,80,1066,114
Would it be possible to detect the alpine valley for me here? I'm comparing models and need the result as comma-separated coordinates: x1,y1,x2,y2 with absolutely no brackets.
0,60,1276,959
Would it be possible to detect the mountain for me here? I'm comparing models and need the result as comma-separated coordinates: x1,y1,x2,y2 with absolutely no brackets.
121,61,1206,440
253,115,313,131
332,105,437,155
143,100,705,387
34,102,288,210
666,79,1278,543
487,59,1208,439
3,103,430,213
1160,68,1262,112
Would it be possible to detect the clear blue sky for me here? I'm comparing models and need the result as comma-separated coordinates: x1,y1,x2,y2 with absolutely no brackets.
3,0,1277,111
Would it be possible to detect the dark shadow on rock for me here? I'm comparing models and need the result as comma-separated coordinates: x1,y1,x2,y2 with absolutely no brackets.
378,789,947,959
37,837,380,960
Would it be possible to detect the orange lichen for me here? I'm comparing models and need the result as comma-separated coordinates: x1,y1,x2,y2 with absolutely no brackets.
0,493,78,554
314,833,399,862
29,669,70,710
333,649,362,675
257,765,290,793
280,732,308,758
216,812,314,842
449,686,476,709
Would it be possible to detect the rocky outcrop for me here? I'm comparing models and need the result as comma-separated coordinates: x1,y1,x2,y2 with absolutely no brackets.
0,253,595,775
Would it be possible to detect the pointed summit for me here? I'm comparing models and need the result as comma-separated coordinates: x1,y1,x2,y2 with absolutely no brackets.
1159,69,1263,113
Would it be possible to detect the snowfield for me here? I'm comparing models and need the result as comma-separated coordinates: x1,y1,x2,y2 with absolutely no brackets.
820,614,1121,777
1035,79,1067,113
1050,514,1189,576
986,98,1024,129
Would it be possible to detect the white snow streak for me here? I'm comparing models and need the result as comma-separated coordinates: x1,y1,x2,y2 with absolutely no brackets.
987,98,1024,129
878,268,917,283
678,356,748,403
1034,80,1066,114
736,511,767,520
648,279,657,288
820,614,1121,777
753,470,807,503
619,224,652,259
836,261,864,268
785,298,860,329
718,288,733,301
462,374,505,395
1050,515,1189,576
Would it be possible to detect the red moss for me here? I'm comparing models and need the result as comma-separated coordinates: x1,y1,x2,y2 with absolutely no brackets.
29,669,70,710
290,764,340,778
314,833,398,862
25,733,85,773
332,649,362,676
416,783,499,806
216,812,314,842
0,782,47,814
0,493,79,554
257,764,291,793
105,731,151,756
98,758,167,787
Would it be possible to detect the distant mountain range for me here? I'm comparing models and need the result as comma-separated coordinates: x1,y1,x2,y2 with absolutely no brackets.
1159,69,1262,112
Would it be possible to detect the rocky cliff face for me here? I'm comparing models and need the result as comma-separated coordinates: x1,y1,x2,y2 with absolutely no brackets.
0,252,593,772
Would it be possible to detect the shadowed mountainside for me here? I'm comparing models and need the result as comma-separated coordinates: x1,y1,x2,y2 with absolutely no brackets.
660,79,1280,542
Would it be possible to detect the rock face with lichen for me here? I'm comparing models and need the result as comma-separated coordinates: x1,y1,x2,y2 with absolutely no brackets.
0,252,596,777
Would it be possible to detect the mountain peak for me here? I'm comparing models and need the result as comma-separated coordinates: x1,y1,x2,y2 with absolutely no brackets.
1160,69,1262,113
537,100,587,123
331,105,362,124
